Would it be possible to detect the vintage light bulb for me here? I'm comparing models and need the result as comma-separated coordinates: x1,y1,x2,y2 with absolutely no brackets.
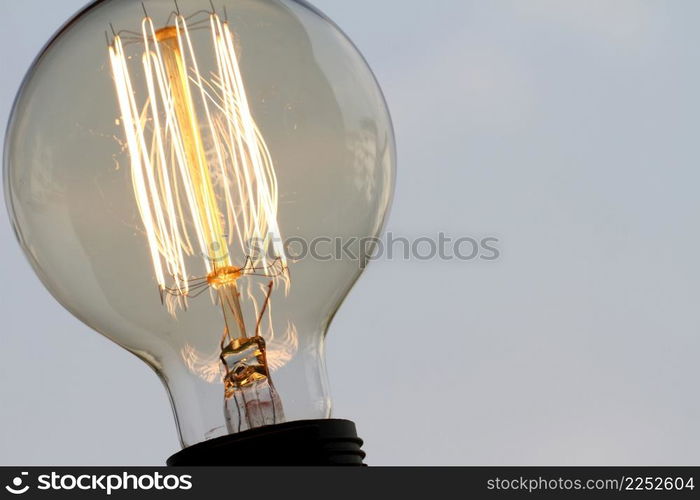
4,0,394,464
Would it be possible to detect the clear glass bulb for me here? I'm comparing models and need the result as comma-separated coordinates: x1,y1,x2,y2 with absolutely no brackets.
4,0,394,448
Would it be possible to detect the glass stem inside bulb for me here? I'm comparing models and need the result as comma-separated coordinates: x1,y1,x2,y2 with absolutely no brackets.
217,281,285,432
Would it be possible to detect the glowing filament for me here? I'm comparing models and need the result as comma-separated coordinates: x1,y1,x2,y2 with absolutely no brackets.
108,13,288,321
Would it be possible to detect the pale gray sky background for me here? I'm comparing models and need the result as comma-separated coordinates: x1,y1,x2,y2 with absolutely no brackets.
2,0,700,465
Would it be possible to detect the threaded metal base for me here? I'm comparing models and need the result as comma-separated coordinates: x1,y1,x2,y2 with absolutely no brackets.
167,419,366,466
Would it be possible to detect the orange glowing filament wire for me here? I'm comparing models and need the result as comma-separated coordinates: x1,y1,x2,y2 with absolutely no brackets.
108,12,289,339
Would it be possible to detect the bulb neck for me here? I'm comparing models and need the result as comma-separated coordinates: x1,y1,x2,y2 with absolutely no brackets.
166,419,366,466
